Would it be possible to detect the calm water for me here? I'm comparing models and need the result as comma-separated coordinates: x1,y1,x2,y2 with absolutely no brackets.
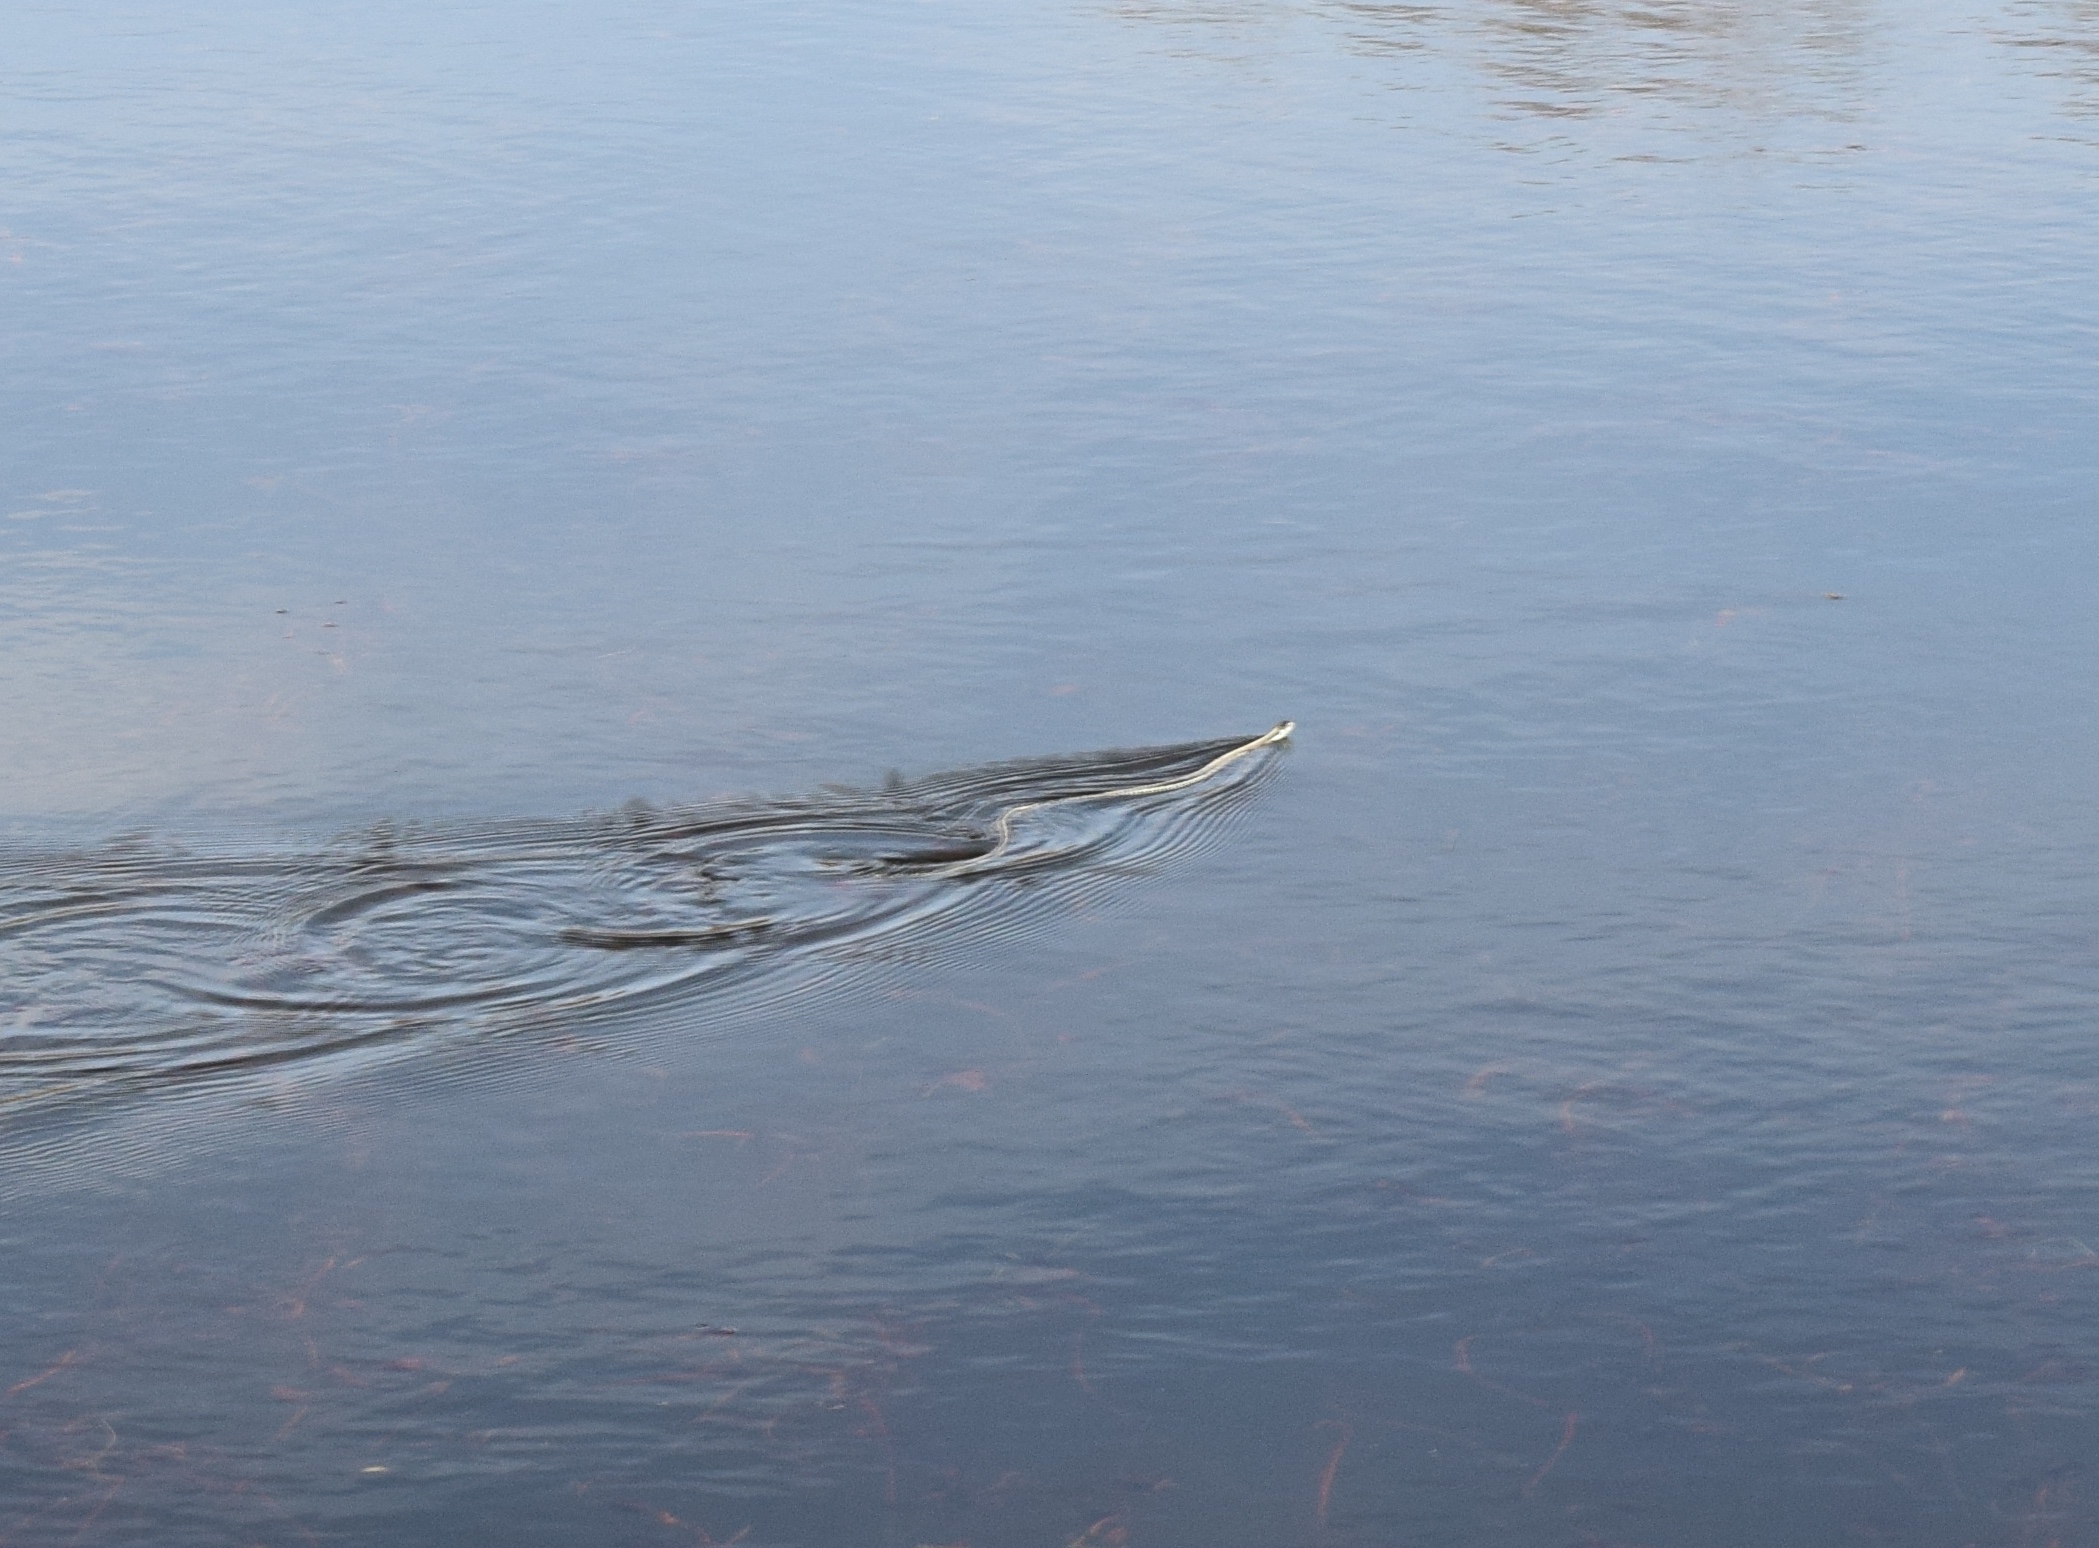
6,0,2099,1542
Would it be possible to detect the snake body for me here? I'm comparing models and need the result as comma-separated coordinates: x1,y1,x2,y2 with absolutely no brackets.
928,720,1294,877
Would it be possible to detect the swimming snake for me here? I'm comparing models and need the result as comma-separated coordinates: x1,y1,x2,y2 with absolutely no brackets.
924,720,1294,877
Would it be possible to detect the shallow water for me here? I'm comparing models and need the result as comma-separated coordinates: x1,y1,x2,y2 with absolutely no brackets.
6,0,2099,1543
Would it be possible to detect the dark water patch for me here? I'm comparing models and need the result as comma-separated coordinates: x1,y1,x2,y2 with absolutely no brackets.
0,726,1290,1112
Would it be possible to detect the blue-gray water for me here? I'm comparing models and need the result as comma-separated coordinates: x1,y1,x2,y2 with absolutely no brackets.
6,0,2099,1542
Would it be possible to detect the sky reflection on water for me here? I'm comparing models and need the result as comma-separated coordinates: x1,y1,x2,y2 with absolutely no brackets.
4,0,2099,1542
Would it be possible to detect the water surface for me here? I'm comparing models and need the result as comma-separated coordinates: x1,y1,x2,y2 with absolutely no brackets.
5,0,2099,1543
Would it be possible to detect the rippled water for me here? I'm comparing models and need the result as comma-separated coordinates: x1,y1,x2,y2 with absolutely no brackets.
6,0,2099,1543
1,729,1283,1102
